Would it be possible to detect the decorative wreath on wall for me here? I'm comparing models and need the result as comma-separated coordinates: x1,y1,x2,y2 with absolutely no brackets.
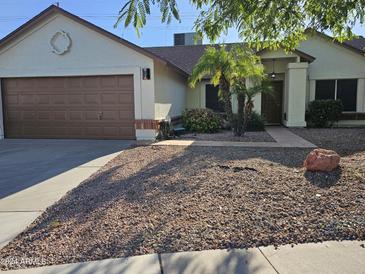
50,31,72,55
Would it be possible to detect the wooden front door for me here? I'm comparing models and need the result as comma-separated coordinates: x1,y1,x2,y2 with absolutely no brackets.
261,81,283,124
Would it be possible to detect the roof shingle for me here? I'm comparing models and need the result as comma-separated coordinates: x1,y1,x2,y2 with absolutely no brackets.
145,35,365,76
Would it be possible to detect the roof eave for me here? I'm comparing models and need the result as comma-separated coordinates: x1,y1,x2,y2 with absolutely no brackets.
257,48,316,63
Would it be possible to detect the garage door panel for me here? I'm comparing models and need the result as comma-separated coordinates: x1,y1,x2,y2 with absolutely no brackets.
83,78,100,89
4,75,135,139
5,94,19,105
20,94,35,104
101,93,119,104
67,127,85,136
50,78,66,89
38,95,51,104
54,112,67,120
69,111,83,120
22,112,36,120
16,79,35,90
119,110,135,118
101,77,118,88
119,94,134,103
103,127,119,137
102,111,119,121
38,112,50,120
85,127,103,136
68,94,83,104
84,111,100,121
6,125,22,136
118,76,134,87
66,78,82,88
52,94,67,104
7,111,20,121
85,94,101,104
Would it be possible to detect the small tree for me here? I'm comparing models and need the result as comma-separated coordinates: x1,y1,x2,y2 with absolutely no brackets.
232,78,272,136
116,0,365,51
189,45,235,125
189,45,263,132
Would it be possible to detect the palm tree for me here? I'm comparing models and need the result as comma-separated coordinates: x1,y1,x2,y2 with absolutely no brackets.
232,78,272,136
189,45,263,129
189,45,235,124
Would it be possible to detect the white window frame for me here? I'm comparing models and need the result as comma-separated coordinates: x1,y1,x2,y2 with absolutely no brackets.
316,79,358,112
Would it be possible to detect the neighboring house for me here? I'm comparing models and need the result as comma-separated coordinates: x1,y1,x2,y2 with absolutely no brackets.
0,5,364,140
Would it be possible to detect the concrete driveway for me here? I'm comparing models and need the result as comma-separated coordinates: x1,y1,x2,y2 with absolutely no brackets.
0,139,133,248
0,139,133,199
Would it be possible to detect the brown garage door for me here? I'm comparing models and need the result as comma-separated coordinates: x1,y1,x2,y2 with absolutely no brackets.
3,75,135,139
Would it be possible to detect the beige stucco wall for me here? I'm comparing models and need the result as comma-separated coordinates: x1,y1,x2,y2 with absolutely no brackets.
154,62,187,120
0,13,156,140
186,81,207,109
299,35,365,123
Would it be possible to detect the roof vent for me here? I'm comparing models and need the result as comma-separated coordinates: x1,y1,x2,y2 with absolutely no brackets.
174,32,202,46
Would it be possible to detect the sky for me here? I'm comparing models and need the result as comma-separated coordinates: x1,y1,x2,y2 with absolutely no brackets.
0,0,364,47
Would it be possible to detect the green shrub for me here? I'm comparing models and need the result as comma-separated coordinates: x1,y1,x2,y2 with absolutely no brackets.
157,120,174,140
182,108,221,133
246,111,265,131
233,111,265,132
307,100,343,128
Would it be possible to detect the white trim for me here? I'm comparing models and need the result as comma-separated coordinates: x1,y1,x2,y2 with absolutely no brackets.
0,79,3,139
314,78,358,112
357,79,364,112
50,30,72,55
136,129,156,140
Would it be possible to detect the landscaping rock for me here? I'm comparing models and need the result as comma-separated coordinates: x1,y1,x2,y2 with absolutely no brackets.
1,139,364,270
304,148,340,172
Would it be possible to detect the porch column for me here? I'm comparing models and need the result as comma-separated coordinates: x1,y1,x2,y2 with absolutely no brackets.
0,79,3,139
284,62,308,127
357,78,365,112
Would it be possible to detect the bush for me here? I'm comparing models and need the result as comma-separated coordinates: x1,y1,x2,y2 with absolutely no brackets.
182,108,221,133
307,100,343,128
157,120,174,140
246,111,265,131
233,111,265,132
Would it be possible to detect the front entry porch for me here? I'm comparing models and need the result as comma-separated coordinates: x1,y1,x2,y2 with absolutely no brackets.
253,50,311,127
187,49,313,128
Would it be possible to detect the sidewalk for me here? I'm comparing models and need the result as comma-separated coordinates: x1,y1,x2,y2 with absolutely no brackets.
153,127,316,148
3,241,365,273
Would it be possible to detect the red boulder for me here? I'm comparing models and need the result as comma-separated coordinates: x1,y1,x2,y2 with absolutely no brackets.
304,148,340,172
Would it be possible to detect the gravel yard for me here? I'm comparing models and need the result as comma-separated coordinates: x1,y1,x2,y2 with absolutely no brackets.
291,128,365,156
179,130,275,142
1,129,365,270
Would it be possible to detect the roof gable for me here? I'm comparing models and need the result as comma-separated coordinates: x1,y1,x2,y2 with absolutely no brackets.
304,29,365,57
0,5,188,77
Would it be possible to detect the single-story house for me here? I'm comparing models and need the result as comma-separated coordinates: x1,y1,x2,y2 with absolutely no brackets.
0,5,364,140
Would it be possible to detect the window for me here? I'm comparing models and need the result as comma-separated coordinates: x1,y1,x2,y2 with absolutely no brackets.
206,84,224,112
315,79,357,111
315,80,335,100
337,79,357,111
